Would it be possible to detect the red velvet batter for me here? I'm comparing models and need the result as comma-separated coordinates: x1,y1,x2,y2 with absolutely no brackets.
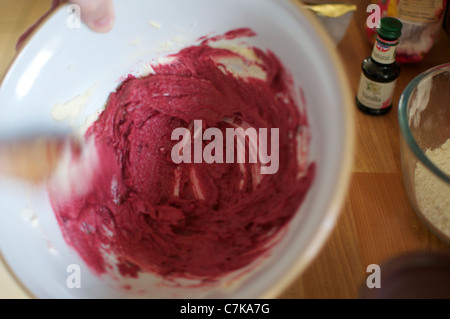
49,29,315,280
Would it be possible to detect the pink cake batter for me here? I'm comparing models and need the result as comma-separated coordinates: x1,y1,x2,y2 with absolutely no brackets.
48,29,315,280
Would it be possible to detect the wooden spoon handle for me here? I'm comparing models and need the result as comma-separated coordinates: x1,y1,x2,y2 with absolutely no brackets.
0,138,67,183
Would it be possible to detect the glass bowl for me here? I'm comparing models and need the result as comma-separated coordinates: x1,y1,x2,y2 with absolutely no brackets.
398,63,450,244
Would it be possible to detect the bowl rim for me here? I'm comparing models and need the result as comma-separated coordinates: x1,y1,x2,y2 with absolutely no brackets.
0,0,356,299
398,62,450,186
256,0,355,299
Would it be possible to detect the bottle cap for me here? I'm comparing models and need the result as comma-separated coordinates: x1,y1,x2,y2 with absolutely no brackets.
377,17,403,41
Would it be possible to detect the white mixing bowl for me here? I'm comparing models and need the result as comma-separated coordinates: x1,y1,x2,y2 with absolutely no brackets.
0,0,354,298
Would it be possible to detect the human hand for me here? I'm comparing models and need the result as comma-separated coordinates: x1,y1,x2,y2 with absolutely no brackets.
70,0,115,33
17,0,115,50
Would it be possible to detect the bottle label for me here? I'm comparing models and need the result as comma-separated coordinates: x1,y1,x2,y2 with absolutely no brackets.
372,39,398,64
357,73,397,110
398,0,444,24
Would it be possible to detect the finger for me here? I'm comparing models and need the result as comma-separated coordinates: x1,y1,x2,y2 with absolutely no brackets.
69,0,115,33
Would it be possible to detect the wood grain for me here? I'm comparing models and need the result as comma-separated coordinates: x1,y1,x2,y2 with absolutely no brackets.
281,1,450,299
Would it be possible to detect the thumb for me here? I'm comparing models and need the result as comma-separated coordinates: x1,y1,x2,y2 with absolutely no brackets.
69,0,115,33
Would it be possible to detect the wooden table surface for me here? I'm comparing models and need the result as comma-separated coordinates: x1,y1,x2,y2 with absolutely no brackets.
1,0,450,299
282,1,450,299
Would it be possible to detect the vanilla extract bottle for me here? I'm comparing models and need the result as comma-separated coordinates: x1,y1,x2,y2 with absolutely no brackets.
356,17,403,115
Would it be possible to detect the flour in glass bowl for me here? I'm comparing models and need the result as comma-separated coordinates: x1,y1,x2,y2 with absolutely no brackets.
415,139,450,237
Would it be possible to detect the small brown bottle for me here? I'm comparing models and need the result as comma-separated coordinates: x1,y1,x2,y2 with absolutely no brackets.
356,17,403,115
